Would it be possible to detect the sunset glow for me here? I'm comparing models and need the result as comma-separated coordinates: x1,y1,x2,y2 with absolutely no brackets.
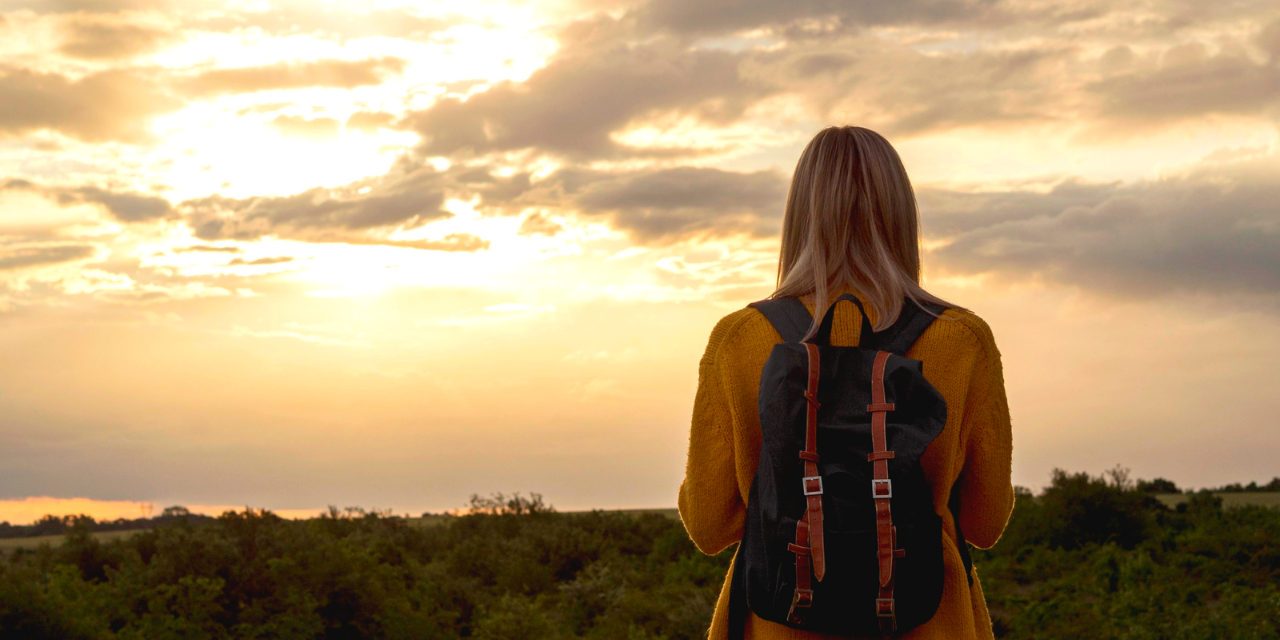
2,0,1278,524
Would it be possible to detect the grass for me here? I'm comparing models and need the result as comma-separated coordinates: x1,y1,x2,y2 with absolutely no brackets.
0,528,141,552
1155,491,1280,509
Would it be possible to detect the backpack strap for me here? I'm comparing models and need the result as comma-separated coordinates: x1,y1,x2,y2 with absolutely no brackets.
747,297,812,343
869,351,906,634
865,300,946,355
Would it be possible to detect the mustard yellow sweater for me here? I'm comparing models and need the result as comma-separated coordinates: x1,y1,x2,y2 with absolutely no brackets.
678,292,1015,640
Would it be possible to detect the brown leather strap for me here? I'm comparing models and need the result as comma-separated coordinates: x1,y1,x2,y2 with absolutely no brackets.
803,343,826,582
788,343,826,624
868,350,900,636
787,519,814,623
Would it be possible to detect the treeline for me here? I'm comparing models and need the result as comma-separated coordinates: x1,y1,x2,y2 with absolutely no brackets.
0,494,730,639
0,507,216,540
1,477,1278,639
1135,475,1280,494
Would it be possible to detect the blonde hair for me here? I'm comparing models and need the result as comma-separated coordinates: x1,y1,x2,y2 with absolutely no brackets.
774,126,955,339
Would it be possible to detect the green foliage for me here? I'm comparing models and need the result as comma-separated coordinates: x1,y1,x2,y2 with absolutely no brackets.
1135,477,1180,494
0,503,732,639
978,469,1280,639
1,473,1277,639
1001,467,1164,551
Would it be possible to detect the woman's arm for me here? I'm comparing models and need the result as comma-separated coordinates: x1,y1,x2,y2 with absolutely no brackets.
678,323,746,555
955,318,1015,549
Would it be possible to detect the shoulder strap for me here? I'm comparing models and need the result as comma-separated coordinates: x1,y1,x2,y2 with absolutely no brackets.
748,297,812,343
749,296,945,353
866,300,946,355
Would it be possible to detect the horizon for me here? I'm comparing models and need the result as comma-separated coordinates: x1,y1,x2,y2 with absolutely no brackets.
2,0,1279,526
4,468,1278,527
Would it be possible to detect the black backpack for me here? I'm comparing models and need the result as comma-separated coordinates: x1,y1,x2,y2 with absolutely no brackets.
727,294,971,638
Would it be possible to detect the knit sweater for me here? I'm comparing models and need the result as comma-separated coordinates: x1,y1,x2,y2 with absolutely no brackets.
678,291,1015,640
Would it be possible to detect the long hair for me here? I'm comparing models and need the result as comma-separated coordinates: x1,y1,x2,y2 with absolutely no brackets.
773,126,955,339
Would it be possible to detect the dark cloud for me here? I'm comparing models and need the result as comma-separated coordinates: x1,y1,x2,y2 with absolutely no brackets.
747,37,1069,138
918,179,1121,237
635,0,1001,35
61,186,172,222
0,244,97,270
180,57,407,97
0,179,172,222
408,22,769,159
572,166,787,241
0,66,178,142
0,0,167,13
1088,42,1280,125
632,0,1115,36
58,16,175,59
184,165,451,243
1259,18,1280,62
929,160,1280,297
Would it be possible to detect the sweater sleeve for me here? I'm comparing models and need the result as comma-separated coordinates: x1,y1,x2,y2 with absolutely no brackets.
955,318,1015,550
678,319,746,556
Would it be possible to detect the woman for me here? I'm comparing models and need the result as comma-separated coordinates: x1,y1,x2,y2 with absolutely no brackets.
678,126,1014,639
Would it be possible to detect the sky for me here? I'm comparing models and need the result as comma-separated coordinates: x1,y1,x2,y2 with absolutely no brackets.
1,0,1279,524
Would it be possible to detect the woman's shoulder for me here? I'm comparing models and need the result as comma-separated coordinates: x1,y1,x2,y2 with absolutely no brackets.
917,306,1002,362
699,306,780,368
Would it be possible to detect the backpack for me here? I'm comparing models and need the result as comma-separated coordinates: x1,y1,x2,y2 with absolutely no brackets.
726,293,971,638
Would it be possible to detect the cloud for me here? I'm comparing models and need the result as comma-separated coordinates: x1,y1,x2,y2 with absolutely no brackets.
517,212,563,237
57,15,176,59
60,186,172,222
344,110,398,134
1087,42,1280,127
180,57,408,97
227,256,294,266
569,166,787,241
928,157,1280,297
0,66,178,142
744,34,1071,138
634,0,1005,35
269,115,341,139
191,5,479,41
1259,17,1280,62
174,244,242,253
408,22,769,159
0,244,98,271
0,0,167,13
369,233,490,252
184,164,453,243
0,179,172,222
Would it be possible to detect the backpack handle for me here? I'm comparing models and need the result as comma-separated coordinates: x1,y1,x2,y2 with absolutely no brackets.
809,293,876,348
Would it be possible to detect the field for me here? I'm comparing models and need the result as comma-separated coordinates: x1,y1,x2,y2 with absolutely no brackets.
1155,491,1280,509
1,483,1277,639
0,529,144,553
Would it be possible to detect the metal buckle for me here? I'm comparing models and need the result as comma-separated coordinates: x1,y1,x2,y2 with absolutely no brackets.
787,588,814,623
872,478,892,499
802,475,823,496
876,597,896,618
